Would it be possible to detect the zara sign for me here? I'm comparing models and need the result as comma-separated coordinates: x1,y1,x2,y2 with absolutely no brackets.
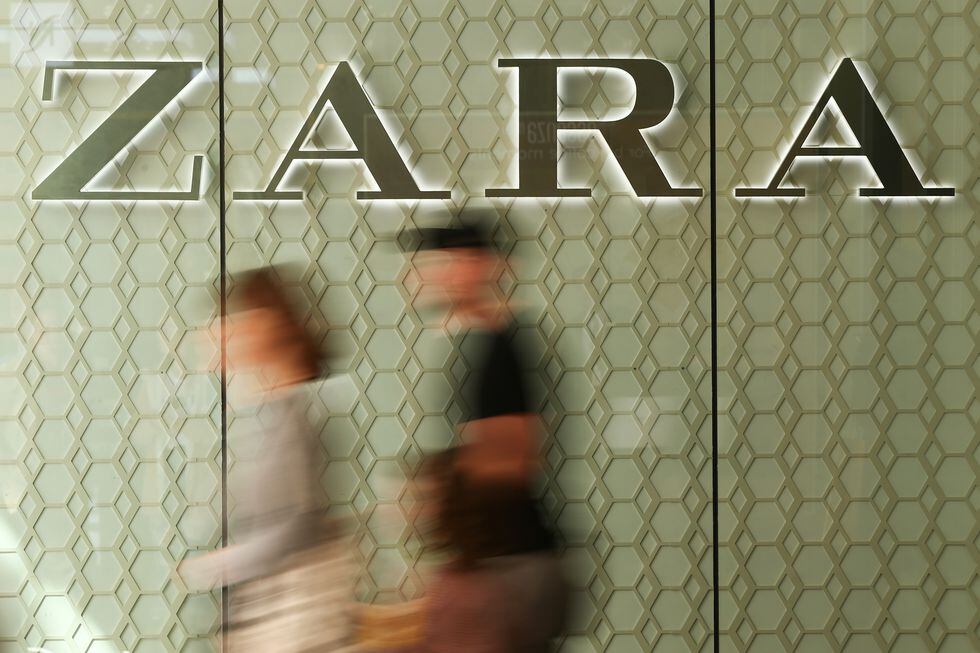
31,57,952,202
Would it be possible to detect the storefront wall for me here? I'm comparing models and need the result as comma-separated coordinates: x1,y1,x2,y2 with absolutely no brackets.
715,2,978,651
0,1,223,651
0,1,974,652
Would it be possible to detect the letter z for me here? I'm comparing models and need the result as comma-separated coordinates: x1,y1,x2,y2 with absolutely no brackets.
33,60,204,201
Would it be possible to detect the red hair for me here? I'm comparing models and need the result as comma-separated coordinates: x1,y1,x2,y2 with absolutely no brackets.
232,267,324,380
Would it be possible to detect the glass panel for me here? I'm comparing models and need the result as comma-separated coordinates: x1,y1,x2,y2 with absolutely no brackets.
716,2,978,651
2,1,973,650
222,1,713,650
0,1,222,650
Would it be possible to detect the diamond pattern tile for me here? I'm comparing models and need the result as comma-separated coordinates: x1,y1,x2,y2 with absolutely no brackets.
716,1,979,651
0,2,222,652
223,1,712,651
0,1,975,651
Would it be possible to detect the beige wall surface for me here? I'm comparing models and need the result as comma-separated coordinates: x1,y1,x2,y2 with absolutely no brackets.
0,1,975,652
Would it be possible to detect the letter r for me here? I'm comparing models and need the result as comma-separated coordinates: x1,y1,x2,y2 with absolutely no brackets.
487,59,701,199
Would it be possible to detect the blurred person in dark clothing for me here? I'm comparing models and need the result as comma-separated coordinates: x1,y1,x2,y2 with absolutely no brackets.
384,214,568,650
404,217,542,492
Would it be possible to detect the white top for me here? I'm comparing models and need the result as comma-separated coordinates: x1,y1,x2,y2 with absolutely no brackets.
182,383,324,588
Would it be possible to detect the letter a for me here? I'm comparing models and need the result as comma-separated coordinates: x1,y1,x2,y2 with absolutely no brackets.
235,62,449,200
736,58,953,198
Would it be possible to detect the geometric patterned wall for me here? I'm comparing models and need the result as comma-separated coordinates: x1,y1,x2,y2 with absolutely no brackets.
1,1,976,652
0,2,222,652
715,1,979,651
223,2,713,652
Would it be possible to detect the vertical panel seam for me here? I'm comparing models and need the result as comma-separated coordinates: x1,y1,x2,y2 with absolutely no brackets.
708,0,721,651
217,0,229,644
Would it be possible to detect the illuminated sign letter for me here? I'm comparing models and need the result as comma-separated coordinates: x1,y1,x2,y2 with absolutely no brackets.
487,58,700,199
236,62,449,201
33,61,204,201
736,58,953,198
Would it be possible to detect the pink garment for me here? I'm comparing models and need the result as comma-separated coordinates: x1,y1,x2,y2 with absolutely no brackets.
421,554,567,653
424,565,510,653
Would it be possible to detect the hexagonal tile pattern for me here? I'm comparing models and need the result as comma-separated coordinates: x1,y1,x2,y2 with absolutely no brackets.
2,1,975,651
717,1,979,651
0,2,222,652
223,1,712,651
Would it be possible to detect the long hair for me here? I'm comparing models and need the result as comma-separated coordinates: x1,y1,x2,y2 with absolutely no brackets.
232,266,325,381
420,448,535,568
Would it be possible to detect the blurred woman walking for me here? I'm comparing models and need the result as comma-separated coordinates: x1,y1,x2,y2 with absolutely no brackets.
180,267,359,652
